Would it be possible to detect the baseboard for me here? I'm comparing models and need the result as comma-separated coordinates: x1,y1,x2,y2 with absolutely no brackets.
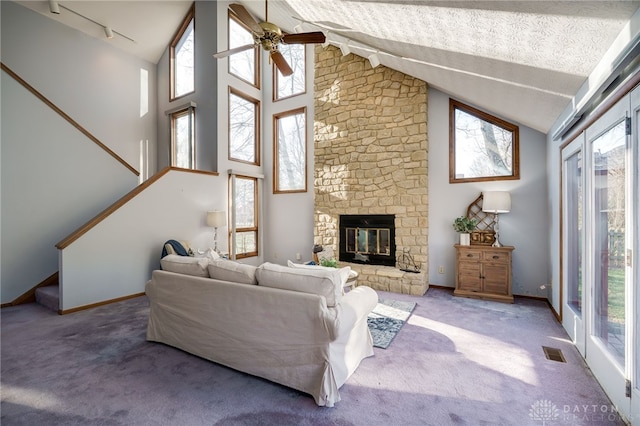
59,292,146,315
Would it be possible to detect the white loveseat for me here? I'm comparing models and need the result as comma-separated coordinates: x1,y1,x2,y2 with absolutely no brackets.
145,258,378,407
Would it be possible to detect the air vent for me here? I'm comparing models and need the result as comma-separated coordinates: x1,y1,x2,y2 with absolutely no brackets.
542,346,566,363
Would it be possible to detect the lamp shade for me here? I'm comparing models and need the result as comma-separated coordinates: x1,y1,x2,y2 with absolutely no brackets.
482,191,511,213
206,211,226,228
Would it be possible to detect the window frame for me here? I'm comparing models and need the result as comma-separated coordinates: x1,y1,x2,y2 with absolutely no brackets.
169,105,196,169
230,175,259,259
228,10,260,89
272,42,306,101
169,5,195,101
228,87,260,165
273,107,307,193
449,98,520,183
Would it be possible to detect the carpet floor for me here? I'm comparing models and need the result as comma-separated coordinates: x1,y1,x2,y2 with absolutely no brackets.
1,287,625,425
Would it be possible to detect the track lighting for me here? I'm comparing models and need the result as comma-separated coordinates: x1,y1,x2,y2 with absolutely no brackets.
340,43,351,56
104,26,114,39
368,53,380,68
49,0,60,14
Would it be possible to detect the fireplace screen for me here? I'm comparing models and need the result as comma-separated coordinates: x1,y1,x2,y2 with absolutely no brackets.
345,228,391,256
339,214,396,266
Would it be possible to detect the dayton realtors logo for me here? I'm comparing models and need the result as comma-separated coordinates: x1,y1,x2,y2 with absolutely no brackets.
529,400,560,425
530,399,622,424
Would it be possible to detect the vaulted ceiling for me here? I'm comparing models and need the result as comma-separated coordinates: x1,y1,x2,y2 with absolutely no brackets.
17,1,640,133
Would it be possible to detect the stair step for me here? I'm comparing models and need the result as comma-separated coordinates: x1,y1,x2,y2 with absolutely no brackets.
35,285,59,313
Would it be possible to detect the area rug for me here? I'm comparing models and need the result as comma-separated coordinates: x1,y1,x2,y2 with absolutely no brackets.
367,299,416,349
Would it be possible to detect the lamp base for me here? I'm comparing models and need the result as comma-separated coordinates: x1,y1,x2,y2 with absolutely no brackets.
492,239,503,248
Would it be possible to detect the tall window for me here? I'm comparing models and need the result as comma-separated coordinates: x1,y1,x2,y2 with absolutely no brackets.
170,6,195,100
229,12,259,87
231,175,258,258
449,99,519,183
274,108,306,193
170,105,195,169
274,43,305,100
229,88,260,165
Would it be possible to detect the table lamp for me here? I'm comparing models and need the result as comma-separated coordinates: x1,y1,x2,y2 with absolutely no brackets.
482,191,511,247
206,210,226,253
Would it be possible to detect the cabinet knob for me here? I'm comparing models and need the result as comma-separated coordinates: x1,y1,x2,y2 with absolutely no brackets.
493,255,499,259
467,253,473,257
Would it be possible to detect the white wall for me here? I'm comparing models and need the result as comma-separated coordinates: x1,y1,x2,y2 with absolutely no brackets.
1,2,153,303
261,45,316,265
428,88,550,297
214,1,315,266
0,1,157,171
157,1,218,173
60,169,227,310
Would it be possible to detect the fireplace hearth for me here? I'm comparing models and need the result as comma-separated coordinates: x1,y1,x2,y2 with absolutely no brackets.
339,215,396,267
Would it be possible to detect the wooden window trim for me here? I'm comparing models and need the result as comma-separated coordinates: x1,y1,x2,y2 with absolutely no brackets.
228,86,260,166
170,106,196,169
272,42,306,102
228,11,260,89
273,107,307,193
449,98,520,183
232,175,258,259
170,4,195,101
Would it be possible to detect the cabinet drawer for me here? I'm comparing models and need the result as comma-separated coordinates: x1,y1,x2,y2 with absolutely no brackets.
483,250,509,263
458,249,482,261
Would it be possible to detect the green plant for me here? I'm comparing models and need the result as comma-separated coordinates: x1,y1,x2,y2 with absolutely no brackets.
319,258,338,268
453,216,477,233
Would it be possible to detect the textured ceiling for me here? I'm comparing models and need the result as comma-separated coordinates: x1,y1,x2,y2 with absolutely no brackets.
16,0,640,133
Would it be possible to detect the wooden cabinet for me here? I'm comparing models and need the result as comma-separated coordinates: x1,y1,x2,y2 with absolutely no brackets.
454,244,514,303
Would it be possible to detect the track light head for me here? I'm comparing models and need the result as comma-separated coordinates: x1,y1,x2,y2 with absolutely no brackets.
49,0,60,14
104,27,114,39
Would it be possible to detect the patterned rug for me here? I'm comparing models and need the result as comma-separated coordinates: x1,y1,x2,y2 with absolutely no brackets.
367,299,417,349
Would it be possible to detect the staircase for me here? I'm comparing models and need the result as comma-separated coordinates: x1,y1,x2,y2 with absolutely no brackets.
35,284,60,313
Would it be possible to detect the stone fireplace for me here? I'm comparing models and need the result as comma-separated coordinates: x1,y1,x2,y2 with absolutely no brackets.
313,45,429,296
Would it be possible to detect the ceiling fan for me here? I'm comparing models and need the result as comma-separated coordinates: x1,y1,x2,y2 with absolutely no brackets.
213,2,326,76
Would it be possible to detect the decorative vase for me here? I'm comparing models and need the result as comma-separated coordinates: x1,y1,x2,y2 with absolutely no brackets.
459,233,471,246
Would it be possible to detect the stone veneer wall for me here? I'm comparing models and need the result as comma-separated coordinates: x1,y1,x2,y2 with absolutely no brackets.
314,45,429,296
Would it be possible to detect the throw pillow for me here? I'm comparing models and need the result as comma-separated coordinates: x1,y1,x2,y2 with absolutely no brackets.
256,262,346,307
160,254,209,277
208,260,257,285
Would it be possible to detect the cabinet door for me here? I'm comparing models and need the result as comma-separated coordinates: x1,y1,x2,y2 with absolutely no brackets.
482,263,509,295
458,262,482,292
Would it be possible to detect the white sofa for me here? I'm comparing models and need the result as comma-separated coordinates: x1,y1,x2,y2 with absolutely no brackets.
145,259,378,407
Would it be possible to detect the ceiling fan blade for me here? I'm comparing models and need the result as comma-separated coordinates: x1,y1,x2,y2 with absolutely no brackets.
282,32,326,44
213,43,255,58
229,3,264,35
271,51,293,76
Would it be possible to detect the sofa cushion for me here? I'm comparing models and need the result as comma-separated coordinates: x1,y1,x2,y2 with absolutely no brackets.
256,262,347,307
208,260,257,285
160,254,209,277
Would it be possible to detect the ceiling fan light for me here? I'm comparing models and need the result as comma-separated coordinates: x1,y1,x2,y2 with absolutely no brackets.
340,43,351,56
49,0,60,14
368,53,380,68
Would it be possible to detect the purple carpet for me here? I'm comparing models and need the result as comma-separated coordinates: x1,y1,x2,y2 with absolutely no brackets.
1,287,624,425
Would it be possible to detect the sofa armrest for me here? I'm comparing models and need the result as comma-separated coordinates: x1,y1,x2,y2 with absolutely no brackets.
336,286,378,337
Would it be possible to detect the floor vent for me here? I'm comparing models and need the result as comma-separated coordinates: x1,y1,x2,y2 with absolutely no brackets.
542,346,566,363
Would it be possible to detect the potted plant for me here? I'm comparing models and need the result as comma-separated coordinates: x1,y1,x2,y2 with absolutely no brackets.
453,216,477,246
